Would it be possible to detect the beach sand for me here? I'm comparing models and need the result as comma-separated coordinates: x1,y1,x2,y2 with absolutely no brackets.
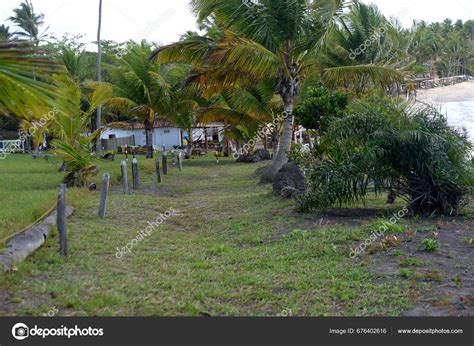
416,80,474,103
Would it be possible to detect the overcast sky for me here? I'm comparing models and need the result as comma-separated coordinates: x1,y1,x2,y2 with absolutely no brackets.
1,0,473,50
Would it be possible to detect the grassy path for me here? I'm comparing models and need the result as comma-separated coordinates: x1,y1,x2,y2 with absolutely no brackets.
1,156,418,316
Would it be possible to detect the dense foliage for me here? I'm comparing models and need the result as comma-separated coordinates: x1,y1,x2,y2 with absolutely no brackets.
298,97,473,215
294,86,349,132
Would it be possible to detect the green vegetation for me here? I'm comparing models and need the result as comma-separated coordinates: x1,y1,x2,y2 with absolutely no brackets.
0,156,418,316
419,239,441,252
299,97,473,215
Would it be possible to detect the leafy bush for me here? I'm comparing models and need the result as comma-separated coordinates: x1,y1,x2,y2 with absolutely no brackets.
294,86,349,132
419,238,440,252
299,97,473,215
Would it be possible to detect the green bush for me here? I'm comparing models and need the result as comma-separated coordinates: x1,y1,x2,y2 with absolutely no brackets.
299,96,473,215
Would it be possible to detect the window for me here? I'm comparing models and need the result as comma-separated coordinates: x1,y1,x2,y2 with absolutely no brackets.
164,130,170,134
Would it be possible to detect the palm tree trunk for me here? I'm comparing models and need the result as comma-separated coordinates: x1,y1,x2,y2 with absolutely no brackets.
95,0,103,155
145,121,154,159
187,127,193,157
261,102,294,183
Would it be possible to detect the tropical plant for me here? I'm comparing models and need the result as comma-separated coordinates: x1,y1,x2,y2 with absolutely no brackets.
8,0,47,45
107,41,188,158
0,41,60,119
299,97,473,215
0,25,15,41
293,85,348,132
152,0,409,182
50,74,112,186
96,0,103,154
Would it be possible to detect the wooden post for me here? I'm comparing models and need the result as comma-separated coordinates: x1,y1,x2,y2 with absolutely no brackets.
132,158,139,190
57,184,68,256
98,173,110,219
162,151,168,175
156,159,162,183
121,160,130,195
178,152,183,172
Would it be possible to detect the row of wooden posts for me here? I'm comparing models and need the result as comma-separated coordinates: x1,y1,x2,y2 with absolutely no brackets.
55,151,184,256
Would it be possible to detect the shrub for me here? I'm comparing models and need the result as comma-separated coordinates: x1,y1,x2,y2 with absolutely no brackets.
419,238,440,252
299,97,473,215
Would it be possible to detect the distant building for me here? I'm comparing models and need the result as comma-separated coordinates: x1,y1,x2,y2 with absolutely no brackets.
100,118,182,150
100,118,225,151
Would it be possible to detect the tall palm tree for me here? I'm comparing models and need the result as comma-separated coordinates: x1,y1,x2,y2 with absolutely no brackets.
107,42,187,158
96,0,103,154
8,0,46,45
152,0,407,181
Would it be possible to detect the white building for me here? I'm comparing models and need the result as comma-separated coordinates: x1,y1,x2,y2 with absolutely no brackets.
100,118,182,150
100,118,225,151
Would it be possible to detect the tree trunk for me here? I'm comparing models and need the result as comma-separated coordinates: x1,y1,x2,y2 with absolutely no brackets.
145,121,154,159
261,102,294,183
95,0,103,155
187,127,193,158
204,128,208,152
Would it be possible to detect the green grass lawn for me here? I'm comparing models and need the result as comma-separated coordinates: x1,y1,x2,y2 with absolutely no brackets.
0,154,429,316
0,155,63,242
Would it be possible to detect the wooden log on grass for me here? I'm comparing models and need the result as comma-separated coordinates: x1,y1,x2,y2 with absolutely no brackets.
121,160,130,195
132,158,139,190
98,173,110,219
57,184,68,256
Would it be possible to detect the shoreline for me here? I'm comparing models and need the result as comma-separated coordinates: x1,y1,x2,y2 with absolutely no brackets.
415,80,474,103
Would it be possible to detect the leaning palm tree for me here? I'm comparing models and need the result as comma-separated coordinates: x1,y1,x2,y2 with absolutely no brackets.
107,42,187,158
8,0,47,45
0,41,60,119
152,0,408,182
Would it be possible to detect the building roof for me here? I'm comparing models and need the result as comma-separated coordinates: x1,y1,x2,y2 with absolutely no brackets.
106,117,176,130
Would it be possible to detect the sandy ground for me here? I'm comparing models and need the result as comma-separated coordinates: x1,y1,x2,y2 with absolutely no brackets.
416,80,474,103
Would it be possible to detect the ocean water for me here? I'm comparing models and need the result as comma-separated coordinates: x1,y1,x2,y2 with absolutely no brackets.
431,100,474,146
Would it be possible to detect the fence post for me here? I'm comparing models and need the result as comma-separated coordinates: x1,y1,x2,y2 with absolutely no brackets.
132,158,139,190
98,173,110,219
162,151,168,175
178,152,183,172
57,184,68,256
156,159,162,183
121,160,130,195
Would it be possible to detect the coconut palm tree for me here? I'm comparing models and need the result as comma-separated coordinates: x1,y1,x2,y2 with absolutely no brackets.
96,0,103,154
0,25,15,41
107,42,187,158
8,0,47,45
0,41,59,119
152,0,408,182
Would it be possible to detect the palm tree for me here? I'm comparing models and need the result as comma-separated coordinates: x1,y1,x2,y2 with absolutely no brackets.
8,0,47,45
107,42,187,158
96,0,103,154
49,74,113,186
152,0,407,182
0,41,59,119
0,25,15,41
